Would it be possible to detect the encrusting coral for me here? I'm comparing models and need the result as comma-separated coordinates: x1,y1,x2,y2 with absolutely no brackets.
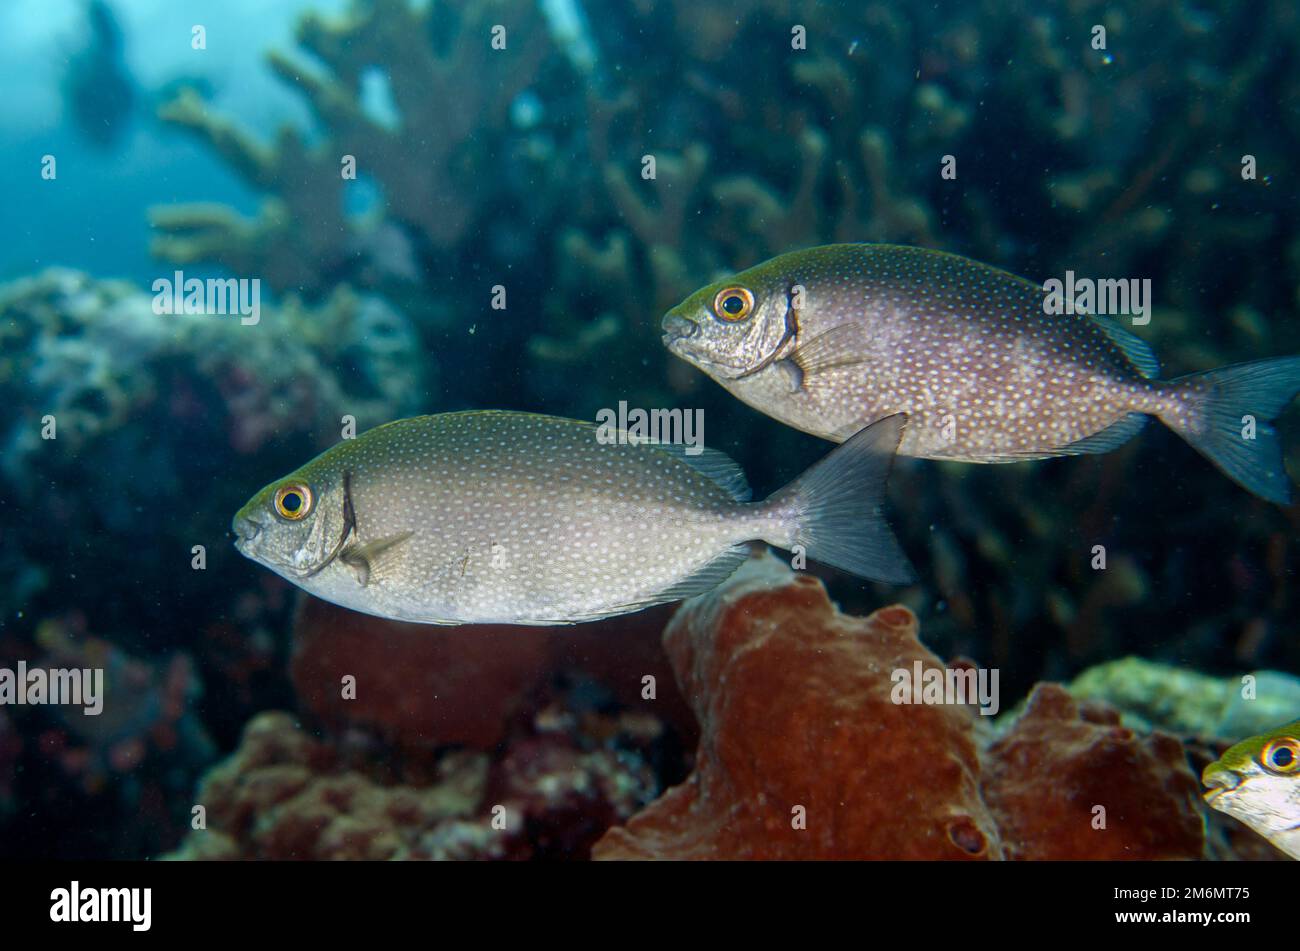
163,702,667,860
0,269,426,475
1067,656,1300,741
594,554,1206,860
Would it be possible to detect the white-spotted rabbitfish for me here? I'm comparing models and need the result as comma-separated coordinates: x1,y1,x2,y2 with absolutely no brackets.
1203,720,1299,859
663,244,1300,503
232,410,913,625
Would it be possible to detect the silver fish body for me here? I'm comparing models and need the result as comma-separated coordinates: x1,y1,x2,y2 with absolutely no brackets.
233,410,912,625
663,244,1300,503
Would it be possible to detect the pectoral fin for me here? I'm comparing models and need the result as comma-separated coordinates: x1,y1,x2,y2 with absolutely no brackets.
788,324,869,385
340,532,413,586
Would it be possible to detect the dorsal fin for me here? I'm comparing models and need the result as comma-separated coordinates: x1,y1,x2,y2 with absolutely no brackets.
1088,315,1160,379
644,442,752,501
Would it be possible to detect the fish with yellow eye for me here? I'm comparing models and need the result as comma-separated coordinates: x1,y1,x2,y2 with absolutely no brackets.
232,410,914,625
663,244,1300,503
1202,720,1300,859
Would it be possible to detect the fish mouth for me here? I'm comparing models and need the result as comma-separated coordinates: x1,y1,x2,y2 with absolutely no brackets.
661,312,699,349
232,515,261,555
1202,767,1242,805
660,314,760,379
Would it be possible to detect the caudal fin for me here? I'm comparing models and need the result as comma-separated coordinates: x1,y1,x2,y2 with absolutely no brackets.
765,414,915,584
1166,356,1300,504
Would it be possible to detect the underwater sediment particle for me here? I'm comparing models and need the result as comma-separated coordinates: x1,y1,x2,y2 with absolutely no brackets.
982,686,1204,861
593,553,1001,860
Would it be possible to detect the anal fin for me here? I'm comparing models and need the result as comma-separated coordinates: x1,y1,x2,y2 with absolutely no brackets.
1055,412,1148,456
655,543,751,604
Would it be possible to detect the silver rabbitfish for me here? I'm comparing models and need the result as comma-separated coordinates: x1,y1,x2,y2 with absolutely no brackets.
663,244,1300,503
1203,720,1300,859
232,410,913,626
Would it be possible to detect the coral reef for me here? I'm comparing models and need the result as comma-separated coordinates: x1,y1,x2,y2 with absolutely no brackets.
0,613,216,858
595,555,1205,860
0,268,426,639
28,615,214,795
151,0,553,297
6,0,1300,861
1068,656,1300,740
982,685,1203,860
0,268,427,856
165,695,666,860
595,555,999,860
165,592,698,860
0,269,426,473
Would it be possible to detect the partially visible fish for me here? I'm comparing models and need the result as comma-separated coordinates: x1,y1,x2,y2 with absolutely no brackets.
1203,720,1300,859
232,410,913,625
663,244,1300,503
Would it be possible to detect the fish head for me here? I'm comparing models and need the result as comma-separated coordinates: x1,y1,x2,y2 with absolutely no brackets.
662,264,795,381
1202,720,1300,838
232,458,351,582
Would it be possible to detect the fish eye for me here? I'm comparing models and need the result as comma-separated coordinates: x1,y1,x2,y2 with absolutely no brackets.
713,286,754,322
1261,737,1300,774
274,482,313,521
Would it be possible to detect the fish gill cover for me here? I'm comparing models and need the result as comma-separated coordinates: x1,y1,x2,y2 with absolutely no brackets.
0,0,1296,880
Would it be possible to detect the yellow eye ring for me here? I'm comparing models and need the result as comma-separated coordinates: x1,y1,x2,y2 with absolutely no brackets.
1261,737,1300,774
713,286,754,322
274,483,313,521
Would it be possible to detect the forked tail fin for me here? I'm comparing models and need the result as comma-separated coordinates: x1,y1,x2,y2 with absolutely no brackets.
764,414,915,584
1164,356,1300,504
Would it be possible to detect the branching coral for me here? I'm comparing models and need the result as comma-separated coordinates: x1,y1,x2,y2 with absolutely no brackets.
152,0,553,296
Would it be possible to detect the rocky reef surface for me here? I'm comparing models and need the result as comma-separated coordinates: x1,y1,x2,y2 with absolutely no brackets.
595,555,1207,860
162,554,1289,861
